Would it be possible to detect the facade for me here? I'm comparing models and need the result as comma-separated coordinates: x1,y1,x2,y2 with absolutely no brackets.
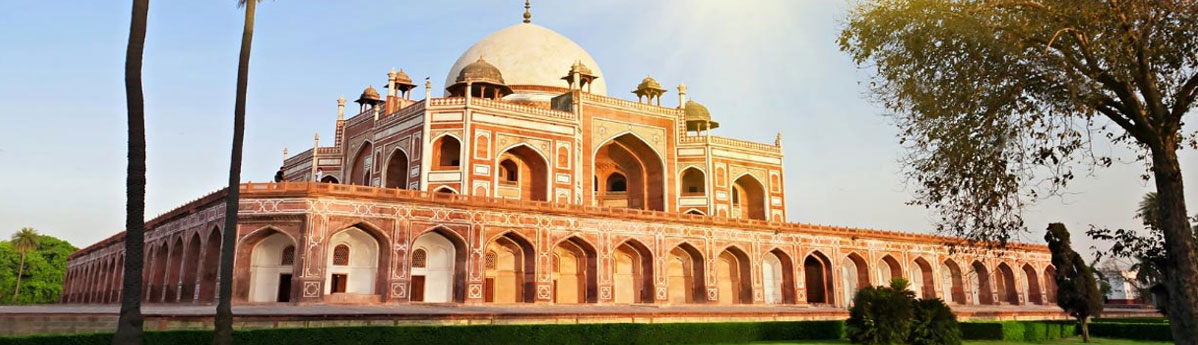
62,12,1058,310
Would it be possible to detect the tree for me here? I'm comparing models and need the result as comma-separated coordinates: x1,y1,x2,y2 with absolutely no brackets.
1046,223,1104,342
10,228,40,302
0,234,76,305
840,2,1197,343
1088,192,1171,313
112,0,150,343
214,1,266,344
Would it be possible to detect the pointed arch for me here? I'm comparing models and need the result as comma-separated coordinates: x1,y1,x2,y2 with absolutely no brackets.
995,262,1019,304
592,132,665,211
667,242,706,304
350,140,375,186
680,166,706,196
164,236,185,302
803,250,834,305
1022,263,1043,305
971,261,994,305
179,232,202,303
879,254,903,283
494,143,550,201
763,248,796,304
731,174,766,220
432,134,462,170
941,259,967,304
715,245,753,304
411,227,468,303
198,226,222,302
613,238,654,304
326,224,389,296
246,228,296,302
912,257,936,299
841,252,870,306
384,147,410,189
1043,265,1058,304
484,231,537,303
551,236,599,304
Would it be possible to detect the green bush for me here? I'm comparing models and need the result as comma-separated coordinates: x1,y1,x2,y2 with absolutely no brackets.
0,321,847,345
958,321,1075,341
1088,322,1173,342
1093,317,1169,324
846,280,916,344
907,298,961,345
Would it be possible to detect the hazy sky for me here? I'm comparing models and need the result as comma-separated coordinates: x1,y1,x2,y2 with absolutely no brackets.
1,0,1193,259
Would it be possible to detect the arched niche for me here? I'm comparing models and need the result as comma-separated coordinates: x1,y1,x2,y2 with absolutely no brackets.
551,237,598,304
731,175,766,220
667,242,705,304
384,148,410,189
911,257,936,299
878,255,903,284
613,239,654,304
1022,263,1043,305
410,228,466,303
483,232,536,303
350,141,374,186
325,227,381,296
763,248,796,304
803,251,834,305
971,261,994,305
248,231,296,303
494,145,549,201
841,252,870,307
432,135,461,170
995,262,1019,304
715,246,753,304
941,259,967,304
680,167,705,196
593,133,664,211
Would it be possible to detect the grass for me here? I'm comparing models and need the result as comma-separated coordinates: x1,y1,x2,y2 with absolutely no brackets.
720,338,1173,345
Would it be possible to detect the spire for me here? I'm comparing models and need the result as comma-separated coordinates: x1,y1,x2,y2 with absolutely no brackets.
523,0,531,23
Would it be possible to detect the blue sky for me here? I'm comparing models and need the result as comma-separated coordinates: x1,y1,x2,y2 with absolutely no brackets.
0,0,1193,258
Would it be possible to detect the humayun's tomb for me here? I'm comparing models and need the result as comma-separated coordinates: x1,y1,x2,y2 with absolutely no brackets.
59,7,1061,316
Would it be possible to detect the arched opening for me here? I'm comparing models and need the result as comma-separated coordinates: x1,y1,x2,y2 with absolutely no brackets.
146,245,167,302
350,142,374,186
483,232,536,303
995,262,1019,304
680,167,705,196
1043,266,1058,304
613,239,654,304
804,251,834,305
970,261,994,305
432,136,461,170
434,187,457,194
179,233,202,303
325,227,381,296
878,255,903,284
1023,264,1043,305
763,249,796,304
606,173,627,192
320,175,340,184
841,253,870,307
494,145,549,201
164,237,184,302
410,229,466,303
385,149,410,189
667,243,705,304
593,133,664,211
552,237,598,304
248,231,295,303
912,257,936,299
715,246,753,304
941,259,967,304
731,175,766,220
198,228,221,302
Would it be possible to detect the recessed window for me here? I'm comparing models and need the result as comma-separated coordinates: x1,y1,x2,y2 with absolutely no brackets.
606,173,627,192
332,244,350,266
412,249,427,268
281,245,295,265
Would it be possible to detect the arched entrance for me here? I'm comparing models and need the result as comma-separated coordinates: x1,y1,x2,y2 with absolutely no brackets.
1043,266,1058,304
198,228,221,302
410,229,465,303
941,259,967,304
495,145,549,201
995,262,1019,304
971,261,994,305
731,175,766,220
878,255,903,284
593,133,664,211
912,257,936,299
803,251,834,305
484,232,536,303
146,244,167,302
552,237,598,304
667,243,705,304
432,135,461,170
325,227,381,296
350,141,374,186
715,246,752,304
762,249,796,304
613,240,654,304
1023,264,1043,305
164,237,184,302
179,233,202,303
384,149,410,189
248,231,295,303
680,167,705,196
841,253,870,306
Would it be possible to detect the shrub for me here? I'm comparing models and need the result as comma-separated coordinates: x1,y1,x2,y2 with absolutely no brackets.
907,298,962,345
846,279,916,344
1088,322,1173,342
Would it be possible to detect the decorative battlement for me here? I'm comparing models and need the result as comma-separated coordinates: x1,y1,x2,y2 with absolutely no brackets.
680,135,783,155
470,97,576,121
580,93,683,118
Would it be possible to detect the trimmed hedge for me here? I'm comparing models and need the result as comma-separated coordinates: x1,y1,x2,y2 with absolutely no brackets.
958,321,1075,341
1089,322,1173,342
1093,317,1169,324
0,321,846,345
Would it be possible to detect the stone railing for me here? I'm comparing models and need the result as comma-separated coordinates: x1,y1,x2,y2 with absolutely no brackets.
678,135,782,155
427,97,466,107
315,147,340,155
237,182,1048,252
470,97,576,121
579,93,682,118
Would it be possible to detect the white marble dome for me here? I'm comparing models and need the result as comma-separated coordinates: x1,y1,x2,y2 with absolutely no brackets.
445,23,606,99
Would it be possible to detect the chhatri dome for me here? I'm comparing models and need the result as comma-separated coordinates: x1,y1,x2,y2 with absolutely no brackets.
444,5,606,101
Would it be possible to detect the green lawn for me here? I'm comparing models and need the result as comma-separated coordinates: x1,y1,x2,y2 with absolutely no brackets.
721,338,1172,345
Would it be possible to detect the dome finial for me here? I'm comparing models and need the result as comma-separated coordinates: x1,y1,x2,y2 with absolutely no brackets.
523,0,531,23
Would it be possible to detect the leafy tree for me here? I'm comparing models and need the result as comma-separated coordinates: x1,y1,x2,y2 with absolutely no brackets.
0,233,77,305
840,1,1198,342
847,278,916,344
215,1,270,344
1088,192,1175,313
1046,223,1104,342
10,228,40,302
113,0,150,344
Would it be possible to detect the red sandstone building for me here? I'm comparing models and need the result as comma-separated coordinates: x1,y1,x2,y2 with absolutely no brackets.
62,11,1058,310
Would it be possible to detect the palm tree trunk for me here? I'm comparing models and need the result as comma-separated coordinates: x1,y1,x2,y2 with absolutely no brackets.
1150,141,1198,345
12,253,25,302
213,1,254,344
112,0,149,343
